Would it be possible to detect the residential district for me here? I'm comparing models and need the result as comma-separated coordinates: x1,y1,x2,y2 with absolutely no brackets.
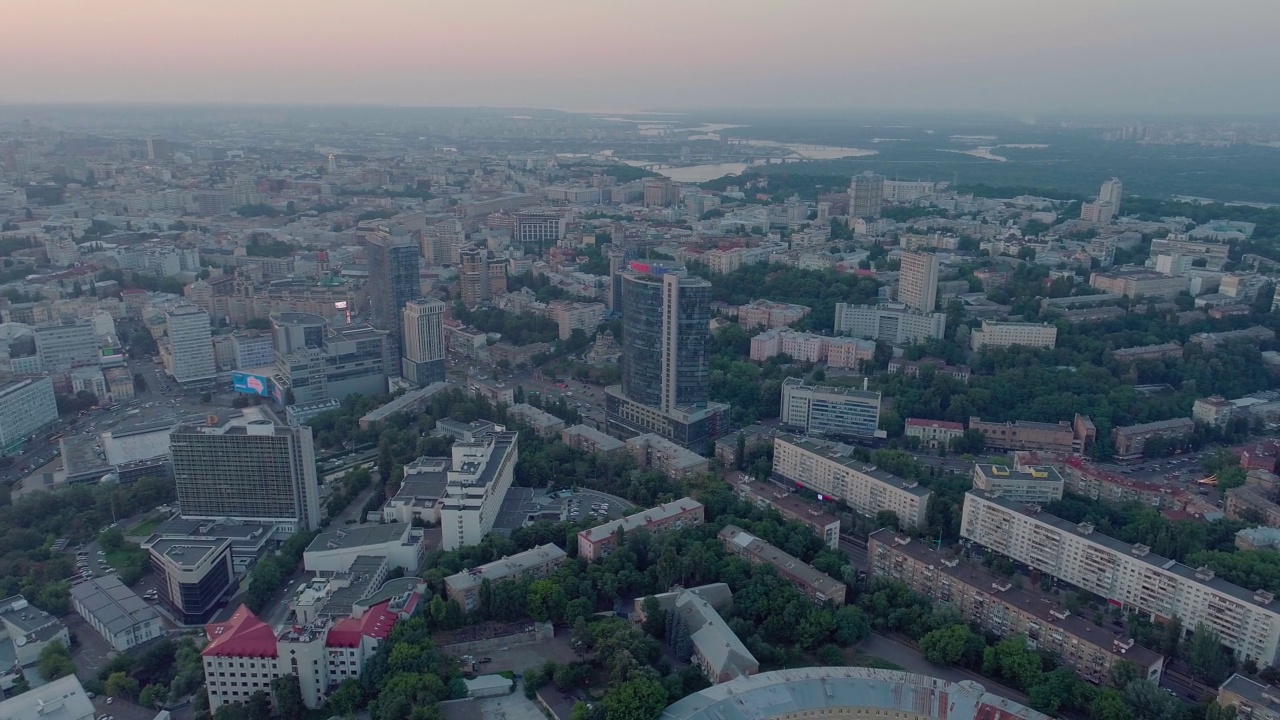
3,113,1280,720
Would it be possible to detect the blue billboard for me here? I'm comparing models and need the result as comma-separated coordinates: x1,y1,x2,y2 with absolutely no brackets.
232,372,271,397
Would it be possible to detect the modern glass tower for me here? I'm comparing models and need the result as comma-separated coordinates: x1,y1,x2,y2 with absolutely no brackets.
364,230,421,346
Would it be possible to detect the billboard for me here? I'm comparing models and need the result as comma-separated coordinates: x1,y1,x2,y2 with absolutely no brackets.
232,372,271,397
629,260,672,276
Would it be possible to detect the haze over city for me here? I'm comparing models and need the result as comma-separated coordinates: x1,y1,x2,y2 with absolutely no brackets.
4,0,1279,114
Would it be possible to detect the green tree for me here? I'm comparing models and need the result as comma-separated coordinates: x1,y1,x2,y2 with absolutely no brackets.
919,624,979,667
604,677,668,720
1187,622,1234,684
325,678,368,715
139,684,167,709
816,644,844,665
105,671,141,701
37,641,75,680
270,676,306,720
1089,687,1130,720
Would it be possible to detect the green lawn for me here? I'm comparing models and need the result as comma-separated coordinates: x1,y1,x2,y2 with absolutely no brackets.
128,515,162,537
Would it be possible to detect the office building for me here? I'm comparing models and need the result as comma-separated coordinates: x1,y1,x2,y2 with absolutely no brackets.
0,376,57,452
0,595,70,667
832,303,946,344
304,523,427,575
719,525,846,605
772,435,930,529
69,575,163,651
606,267,730,449
736,480,840,549
970,320,1057,351
440,430,519,550
578,498,704,561
444,544,567,611
903,418,965,449
458,247,507,308
401,299,446,386
1151,238,1230,270
643,178,678,208
972,462,1065,504
274,323,391,404
1080,201,1115,224
626,433,710,479
961,490,1280,666
1089,269,1188,299
166,304,217,387
514,211,566,246
364,231,420,344
662,667,1053,720
1218,674,1280,720
1112,417,1195,460
34,318,98,372
0,675,95,720
1099,177,1124,209
230,330,274,370
898,252,939,312
849,172,884,219
780,377,881,439
170,407,322,532
868,530,1163,686
148,537,235,624
968,414,1095,454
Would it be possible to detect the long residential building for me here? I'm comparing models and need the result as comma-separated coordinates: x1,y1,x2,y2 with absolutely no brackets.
968,414,1094,454
832,303,946,344
772,435,930,529
961,489,1280,666
1112,417,1196,460
444,544,567,612
868,530,1164,686
969,320,1058,351
626,433,709,479
578,497,704,562
735,480,840,549
0,376,57,452
719,525,846,605
779,377,881,439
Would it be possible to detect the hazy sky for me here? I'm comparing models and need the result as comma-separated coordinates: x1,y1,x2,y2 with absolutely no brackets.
4,0,1277,115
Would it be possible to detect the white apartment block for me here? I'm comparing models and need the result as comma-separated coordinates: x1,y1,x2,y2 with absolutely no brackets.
833,303,946,345
440,431,519,550
547,301,605,341
970,320,1057,351
34,318,98,372
971,463,1065,504
961,490,1280,666
898,252,939,313
166,304,217,385
772,435,929,529
0,377,57,452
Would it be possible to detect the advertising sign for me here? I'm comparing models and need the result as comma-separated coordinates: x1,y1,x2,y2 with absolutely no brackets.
232,372,271,397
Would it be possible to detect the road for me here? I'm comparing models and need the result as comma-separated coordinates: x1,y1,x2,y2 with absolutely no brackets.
858,631,1029,704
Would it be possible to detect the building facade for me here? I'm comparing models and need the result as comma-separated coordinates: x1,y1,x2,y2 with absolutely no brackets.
970,320,1058,351
832,303,946,344
779,377,882,439
736,480,840,549
578,498,704,562
166,304,217,386
719,525,846,605
444,544,567,611
0,376,57,452
440,431,519,550
772,435,930,529
401,299,446,386
148,537,235,625
897,251,939,313
971,462,1065,504
363,231,421,346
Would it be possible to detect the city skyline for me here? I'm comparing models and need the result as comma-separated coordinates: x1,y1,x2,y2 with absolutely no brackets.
2,0,1278,115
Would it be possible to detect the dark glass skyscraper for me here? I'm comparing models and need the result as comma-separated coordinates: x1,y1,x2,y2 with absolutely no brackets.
364,230,421,345
607,267,727,449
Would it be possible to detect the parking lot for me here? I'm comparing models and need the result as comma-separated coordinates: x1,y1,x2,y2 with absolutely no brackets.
469,626,581,675
560,490,637,525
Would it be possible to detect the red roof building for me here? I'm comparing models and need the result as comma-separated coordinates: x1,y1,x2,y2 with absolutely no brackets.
326,600,396,648
202,605,278,659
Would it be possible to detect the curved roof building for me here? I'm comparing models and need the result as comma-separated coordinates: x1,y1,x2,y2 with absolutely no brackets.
661,667,1052,720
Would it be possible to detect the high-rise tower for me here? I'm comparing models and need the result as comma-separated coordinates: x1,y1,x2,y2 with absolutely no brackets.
402,299,446,386
364,231,420,348
898,252,939,313
849,172,885,220
605,265,729,449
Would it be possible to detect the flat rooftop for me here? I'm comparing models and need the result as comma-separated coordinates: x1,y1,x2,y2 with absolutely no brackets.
68,575,158,635
580,497,703,543
0,674,95,720
445,544,566,593
307,523,414,553
719,525,843,598
737,480,839,527
360,382,450,425
776,435,931,499
0,594,65,640
969,490,1280,613
149,537,228,569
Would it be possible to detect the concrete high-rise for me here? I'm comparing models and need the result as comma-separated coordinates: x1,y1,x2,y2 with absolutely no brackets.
402,299,446,386
166,304,217,387
170,407,321,533
898,252,939,313
1099,177,1123,210
605,265,729,449
458,247,507,308
849,172,885,220
363,231,420,347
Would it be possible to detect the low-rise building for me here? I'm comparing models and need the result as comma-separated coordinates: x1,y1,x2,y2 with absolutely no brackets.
444,544,567,612
626,434,709,479
0,675,95,720
304,523,428,575
868,530,1163,686
1111,342,1183,363
148,537,236,624
0,595,69,668
736,480,840,549
972,462,1065,504
69,575,163,651
772,435,930,529
560,424,626,456
719,525,846,605
713,426,775,468
833,303,946,345
669,589,759,684
1112,417,1195,460
578,498,704,561
886,358,971,382
1218,673,1280,720
824,337,877,369
1089,269,1188,299
970,320,1058,351
904,418,964,449
1193,396,1235,429
507,403,566,439
1225,486,1280,527
736,300,811,330
968,415,1093,454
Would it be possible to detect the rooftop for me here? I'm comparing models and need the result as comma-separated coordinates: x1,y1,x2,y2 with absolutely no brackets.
1220,673,1280,713
968,490,1280,612
68,575,159,636
203,604,277,658
306,523,416,554
737,480,839,527
718,525,844,598
776,435,931,498
149,537,230,569
580,497,704,543
781,376,881,401
359,381,450,426
1114,417,1196,436
905,418,965,431
0,595,65,642
0,674,95,720
660,667,1053,720
445,544,567,593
